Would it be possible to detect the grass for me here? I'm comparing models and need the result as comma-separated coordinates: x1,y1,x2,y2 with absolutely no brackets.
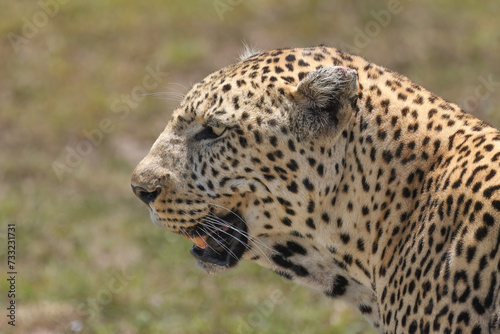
1,0,500,333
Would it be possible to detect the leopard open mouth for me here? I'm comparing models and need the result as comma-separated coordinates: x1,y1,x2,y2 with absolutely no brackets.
186,212,248,272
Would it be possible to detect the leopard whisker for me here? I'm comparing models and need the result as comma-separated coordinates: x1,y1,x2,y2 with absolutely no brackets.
179,210,248,263
203,213,273,265
203,211,272,251
203,212,274,253
203,219,273,266
198,226,240,262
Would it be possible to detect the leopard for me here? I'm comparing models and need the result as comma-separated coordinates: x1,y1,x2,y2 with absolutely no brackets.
131,46,500,333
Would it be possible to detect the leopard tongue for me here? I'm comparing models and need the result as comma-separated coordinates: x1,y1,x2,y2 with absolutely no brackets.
182,235,209,249
182,226,231,249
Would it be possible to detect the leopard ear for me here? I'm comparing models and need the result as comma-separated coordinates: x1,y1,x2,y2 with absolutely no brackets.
290,66,358,136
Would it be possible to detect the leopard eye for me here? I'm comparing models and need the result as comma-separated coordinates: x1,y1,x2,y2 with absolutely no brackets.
194,124,227,141
211,124,227,136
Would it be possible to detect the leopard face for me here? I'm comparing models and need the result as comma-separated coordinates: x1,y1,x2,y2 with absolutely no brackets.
132,56,358,274
132,46,500,333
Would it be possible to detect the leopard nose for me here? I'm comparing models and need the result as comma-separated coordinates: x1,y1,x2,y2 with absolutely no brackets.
132,185,161,204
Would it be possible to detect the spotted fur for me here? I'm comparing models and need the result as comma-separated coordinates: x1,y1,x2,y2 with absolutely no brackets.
132,46,500,333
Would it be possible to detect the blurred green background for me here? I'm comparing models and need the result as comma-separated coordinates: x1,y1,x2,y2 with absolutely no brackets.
1,0,500,333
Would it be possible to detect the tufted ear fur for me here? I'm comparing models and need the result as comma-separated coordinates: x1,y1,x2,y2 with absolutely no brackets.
290,66,358,137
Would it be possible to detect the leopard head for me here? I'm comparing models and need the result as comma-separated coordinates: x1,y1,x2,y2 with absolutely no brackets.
131,50,358,273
